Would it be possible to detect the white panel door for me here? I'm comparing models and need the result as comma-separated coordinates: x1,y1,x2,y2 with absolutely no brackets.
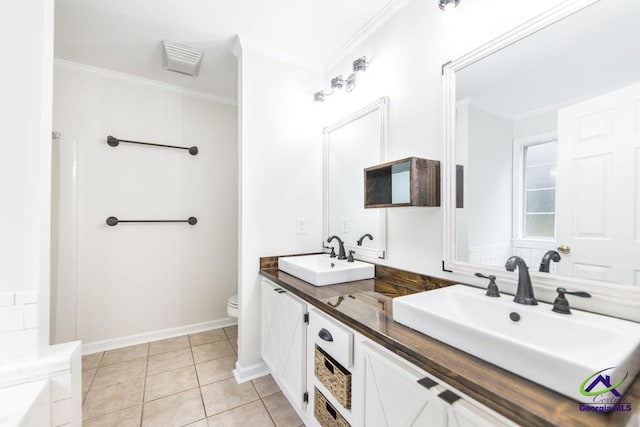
362,342,446,427
278,292,306,412
556,81,640,284
260,280,280,373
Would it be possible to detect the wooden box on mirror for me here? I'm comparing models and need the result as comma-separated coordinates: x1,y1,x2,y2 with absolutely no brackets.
364,157,440,208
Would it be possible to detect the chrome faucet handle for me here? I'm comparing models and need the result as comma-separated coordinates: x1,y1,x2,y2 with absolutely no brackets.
475,272,500,297
552,287,591,315
347,250,355,262
329,247,336,258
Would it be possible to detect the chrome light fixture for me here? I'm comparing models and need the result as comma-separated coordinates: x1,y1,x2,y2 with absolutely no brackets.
313,56,369,101
439,0,460,10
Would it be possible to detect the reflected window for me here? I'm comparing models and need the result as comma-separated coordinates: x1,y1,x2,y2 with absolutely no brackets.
520,140,557,239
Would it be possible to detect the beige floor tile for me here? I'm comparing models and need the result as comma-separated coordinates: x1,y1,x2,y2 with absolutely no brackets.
92,358,147,390
192,340,234,364
252,375,280,398
141,388,205,427
231,339,238,354
262,392,303,427
189,329,228,347
147,348,193,376
184,419,208,427
83,352,104,370
207,400,274,427
195,355,236,386
201,377,259,416
83,379,144,420
84,405,142,427
149,335,190,356
101,343,149,366
223,325,238,339
144,365,198,402
83,368,97,393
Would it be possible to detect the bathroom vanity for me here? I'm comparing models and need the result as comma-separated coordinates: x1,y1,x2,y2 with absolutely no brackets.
259,256,640,427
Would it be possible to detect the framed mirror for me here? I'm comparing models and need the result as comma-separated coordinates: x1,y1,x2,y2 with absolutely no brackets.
323,97,388,259
443,0,640,314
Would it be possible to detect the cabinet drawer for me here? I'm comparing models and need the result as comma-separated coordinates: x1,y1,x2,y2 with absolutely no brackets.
314,387,351,427
309,309,353,368
314,345,351,409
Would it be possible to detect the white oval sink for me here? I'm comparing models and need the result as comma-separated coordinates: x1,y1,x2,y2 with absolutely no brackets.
393,284,640,406
279,254,374,286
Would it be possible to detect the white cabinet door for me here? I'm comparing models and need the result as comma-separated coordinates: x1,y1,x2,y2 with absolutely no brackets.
278,292,306,411
361,342,446,427
261,279,281,373
446,399,512,427
260,279,307,413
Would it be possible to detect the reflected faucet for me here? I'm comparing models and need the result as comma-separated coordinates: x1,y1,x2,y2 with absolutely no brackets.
357,233,373,246
327,235,347,260
505,256,538,305
539,250,561,273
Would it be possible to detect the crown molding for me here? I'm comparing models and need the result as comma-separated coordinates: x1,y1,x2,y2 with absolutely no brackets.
324,0,413,70
54,58,237,106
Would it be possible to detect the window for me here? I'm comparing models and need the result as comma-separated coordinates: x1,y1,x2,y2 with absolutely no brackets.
521,140,557,239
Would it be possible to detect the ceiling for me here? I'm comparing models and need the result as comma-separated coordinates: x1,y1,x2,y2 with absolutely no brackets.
54,0,403,101
456,0,640,119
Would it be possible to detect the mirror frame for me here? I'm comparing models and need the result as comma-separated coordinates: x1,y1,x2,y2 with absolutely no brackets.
323,96,388,260
442,0,640,318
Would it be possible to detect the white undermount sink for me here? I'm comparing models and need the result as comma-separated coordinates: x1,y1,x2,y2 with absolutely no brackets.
393,284,640,405
278,254,374,286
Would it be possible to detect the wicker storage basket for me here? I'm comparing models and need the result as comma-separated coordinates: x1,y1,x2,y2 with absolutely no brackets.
314,387,350,427
314,345,352,409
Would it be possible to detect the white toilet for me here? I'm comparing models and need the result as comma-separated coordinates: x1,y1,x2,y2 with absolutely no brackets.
227,294,238,319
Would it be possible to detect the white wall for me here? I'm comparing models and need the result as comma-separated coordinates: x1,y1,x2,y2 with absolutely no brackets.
0,0,54,359
513,109,558,140
236,43,323,375
321,0,566,277
52,63,238,345
467,106,513,248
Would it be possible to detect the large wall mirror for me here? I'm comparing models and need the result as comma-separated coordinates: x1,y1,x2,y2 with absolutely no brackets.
443,0,640,311
324,97,388,259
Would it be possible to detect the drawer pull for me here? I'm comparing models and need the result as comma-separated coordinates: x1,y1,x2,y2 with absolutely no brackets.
326,401,337,420
324,359,334,374
319,328,334,342
417,377,438,389
438,390,461,405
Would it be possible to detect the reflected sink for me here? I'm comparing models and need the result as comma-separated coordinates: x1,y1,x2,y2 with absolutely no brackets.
393,285,640,405
279,254,374,286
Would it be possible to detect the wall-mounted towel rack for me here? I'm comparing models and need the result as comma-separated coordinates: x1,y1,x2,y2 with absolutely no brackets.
106,216,198,226
107,135,198,156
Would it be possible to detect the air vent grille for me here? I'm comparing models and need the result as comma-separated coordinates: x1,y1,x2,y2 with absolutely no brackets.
162,40,204,77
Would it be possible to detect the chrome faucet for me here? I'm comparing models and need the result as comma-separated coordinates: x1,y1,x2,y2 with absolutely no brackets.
327,235,347,260
505,256,538,305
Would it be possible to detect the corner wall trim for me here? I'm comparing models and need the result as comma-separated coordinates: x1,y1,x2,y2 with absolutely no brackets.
233,361,269,384
81,318,237,355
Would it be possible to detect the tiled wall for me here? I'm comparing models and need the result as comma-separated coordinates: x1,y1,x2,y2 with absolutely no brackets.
0,290,39,362
0,342,82,426
469,242,558,274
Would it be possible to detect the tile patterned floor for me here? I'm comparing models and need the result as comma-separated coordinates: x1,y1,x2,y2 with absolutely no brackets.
81,326,304,427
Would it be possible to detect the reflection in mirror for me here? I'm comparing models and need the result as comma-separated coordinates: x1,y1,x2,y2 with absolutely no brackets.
451,0,640,287
324,97,387,259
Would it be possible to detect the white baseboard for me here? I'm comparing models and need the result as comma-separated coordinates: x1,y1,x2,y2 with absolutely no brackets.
82,318,237,355
233,361,269,384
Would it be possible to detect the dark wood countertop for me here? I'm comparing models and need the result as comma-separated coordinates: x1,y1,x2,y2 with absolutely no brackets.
259,266,640,427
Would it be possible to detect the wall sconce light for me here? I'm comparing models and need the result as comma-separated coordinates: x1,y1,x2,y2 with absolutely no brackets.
439,0,460,10
313,56,369,102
